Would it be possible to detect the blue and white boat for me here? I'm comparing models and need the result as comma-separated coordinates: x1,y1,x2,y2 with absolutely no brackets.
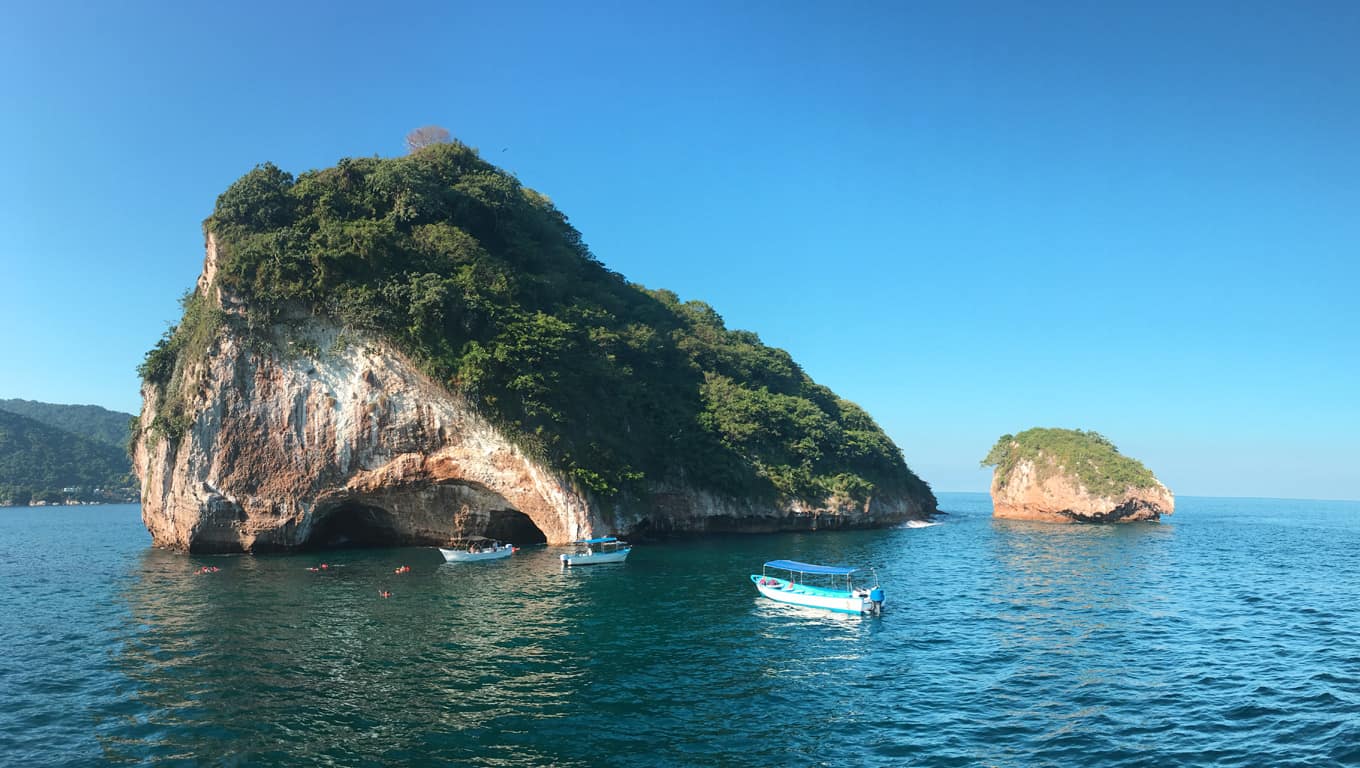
560,536,631,566
750,560,885,614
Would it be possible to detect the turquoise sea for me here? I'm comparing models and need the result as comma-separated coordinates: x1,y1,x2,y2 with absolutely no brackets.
2,493,1357,766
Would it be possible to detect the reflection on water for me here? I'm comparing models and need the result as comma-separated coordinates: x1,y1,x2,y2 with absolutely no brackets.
98,535,909,766
4,497,1359,766
108,547,591,765
974,519,1182,759
987,518,1175,645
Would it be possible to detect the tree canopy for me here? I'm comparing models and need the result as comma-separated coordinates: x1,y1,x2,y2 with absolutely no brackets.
142,139,933,509
981,427,1158,497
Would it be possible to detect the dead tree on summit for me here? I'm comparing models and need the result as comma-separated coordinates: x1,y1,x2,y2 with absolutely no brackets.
406,125,451,153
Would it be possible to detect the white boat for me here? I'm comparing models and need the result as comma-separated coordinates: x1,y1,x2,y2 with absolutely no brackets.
560,536,631,566
750,559,884,614
438,537,516,562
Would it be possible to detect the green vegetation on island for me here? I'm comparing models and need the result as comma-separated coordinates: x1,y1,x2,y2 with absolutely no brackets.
140,138,932,508
981,427,1158,498
0,408,139,505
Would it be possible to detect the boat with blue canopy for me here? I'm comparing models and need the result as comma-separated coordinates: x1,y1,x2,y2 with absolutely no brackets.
560,536,632,566
750,560,884,614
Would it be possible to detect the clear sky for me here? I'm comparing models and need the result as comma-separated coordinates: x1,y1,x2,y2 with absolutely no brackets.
3,1,1357,499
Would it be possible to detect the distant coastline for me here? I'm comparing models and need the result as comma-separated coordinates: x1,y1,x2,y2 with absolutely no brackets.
0,498,139,509
0,400,139,507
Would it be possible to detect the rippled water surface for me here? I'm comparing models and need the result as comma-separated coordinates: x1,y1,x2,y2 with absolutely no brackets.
2,494,1358,766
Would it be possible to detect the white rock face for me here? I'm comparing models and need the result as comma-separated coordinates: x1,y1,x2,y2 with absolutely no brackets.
990,456,1175,524
134,238,931,552
134,315,602,551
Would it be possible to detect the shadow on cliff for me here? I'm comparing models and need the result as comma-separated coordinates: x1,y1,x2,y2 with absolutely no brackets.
303,502,404,550
299,501,548,551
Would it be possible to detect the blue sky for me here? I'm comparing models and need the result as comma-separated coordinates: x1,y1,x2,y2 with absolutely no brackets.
2,1,1357,499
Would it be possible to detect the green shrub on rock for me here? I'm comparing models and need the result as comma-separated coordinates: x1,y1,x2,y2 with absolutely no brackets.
982,427,1157,498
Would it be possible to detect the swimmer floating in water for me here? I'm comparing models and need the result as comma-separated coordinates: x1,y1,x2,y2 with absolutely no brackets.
393,565,411,574
379,590,392,599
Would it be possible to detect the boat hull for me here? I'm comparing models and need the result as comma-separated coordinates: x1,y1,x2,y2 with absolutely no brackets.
751,576,876,614
438,546,514,562
560,548,631,566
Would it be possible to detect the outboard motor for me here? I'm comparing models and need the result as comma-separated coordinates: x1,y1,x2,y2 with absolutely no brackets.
868,587,885,614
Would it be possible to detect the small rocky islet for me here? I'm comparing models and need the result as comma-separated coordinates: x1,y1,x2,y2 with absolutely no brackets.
981,427,1174,523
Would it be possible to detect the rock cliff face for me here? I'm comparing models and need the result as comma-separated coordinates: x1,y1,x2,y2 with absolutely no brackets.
133,239,932,553
989,455,1175,524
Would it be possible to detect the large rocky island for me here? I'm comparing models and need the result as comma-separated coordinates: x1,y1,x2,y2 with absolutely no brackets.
982,428,1173,523
132,140,935,552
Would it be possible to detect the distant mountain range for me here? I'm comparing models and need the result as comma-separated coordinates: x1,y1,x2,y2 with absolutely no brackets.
0,398,133,448
0,400,138,505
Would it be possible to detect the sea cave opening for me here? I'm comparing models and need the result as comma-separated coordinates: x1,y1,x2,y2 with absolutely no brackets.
305,502,402,549
484,508,548,546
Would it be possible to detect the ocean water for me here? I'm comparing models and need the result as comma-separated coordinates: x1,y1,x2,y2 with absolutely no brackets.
1,493,1357,767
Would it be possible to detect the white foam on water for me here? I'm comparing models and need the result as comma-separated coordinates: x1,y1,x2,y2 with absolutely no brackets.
903,520,941,528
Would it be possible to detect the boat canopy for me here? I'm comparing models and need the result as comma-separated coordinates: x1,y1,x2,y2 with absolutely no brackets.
764,559,859,576
573,536,619,544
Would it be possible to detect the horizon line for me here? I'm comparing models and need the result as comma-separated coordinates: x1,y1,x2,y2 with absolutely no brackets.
935,489,1360,505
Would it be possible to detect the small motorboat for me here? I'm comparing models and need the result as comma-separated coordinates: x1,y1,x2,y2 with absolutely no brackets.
560,536,631,566
750,559,884,614
438,536,516,563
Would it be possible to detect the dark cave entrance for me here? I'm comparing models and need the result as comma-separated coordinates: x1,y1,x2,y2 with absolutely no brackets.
484,508,547,545
306,502,403,549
